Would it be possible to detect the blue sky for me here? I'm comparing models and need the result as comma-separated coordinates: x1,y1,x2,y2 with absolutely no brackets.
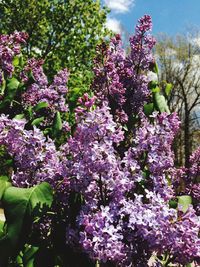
104,0,200,36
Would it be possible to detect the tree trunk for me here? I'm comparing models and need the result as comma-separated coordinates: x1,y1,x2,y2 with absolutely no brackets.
184,110,190,167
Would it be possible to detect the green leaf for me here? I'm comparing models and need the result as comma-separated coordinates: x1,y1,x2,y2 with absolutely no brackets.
0,182,53,259
178,195,192,212
144,103,154,116
23,245,39,267
165,83,173,96
69,87,82,103
149,81,160,93
14,114,25,120
4,77,20,102
0,176,11,200
6,77,20,93
12,56,20,67
53,111,62,134
31,116,44,126
0,79,6,95
154,92,170,114
34,101,49,112
0,220,5,238
151,86,160,93
169,199,178,209
152,62,159,74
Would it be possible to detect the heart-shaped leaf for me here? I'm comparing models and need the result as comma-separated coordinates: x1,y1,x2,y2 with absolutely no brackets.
178,195,192,213
0,182,53,260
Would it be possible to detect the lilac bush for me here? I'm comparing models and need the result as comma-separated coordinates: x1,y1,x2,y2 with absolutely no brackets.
0,15,199,267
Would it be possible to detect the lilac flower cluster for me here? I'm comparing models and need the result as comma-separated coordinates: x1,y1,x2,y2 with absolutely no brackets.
75,93,96,118
121,194,200,265
63,104,127,204
174,148,200,214
21,58,48,85
22,61,69,124
92,15,156,123
0,31,28,84
123,111,180,199
0,114,65,188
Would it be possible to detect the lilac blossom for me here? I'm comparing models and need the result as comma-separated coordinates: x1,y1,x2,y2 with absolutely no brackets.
0,31,28,83
0,114,66,188
22,63,69,124
123,111,180,199
174,148,200,214
92,15,156,123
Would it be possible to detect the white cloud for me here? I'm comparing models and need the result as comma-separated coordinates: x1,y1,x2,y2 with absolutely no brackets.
104,0,135,14
105,18,122,34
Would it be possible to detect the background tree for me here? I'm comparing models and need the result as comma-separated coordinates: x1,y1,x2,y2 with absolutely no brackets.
0,0,109,91
156,33,200,167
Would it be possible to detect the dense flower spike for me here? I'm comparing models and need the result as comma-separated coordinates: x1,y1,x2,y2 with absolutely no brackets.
174,148,200,214
22,63,69,124
0,115,65,187
63,104,127,204
92,15,156,123
0,31,28,83
124,112,180,199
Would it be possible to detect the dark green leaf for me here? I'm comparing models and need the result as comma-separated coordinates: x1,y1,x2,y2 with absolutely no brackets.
6,77,20,92
0,176,11,200
53,111,62,134
23,245,39,267
144,103,154,116
0,182,53,259
4,77,20,102
34,102,49,112
31,117,44,126
169,199,178,209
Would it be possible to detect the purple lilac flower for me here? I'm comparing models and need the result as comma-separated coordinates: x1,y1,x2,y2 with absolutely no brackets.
78,205,128,266
123,111,180,199
174,148,200,214
121,194,200,265
75,93,96,117
22,64,69,124
0,114,66,188
92,15,156,123
62,103,129,207
21,58,48,85
0,31,28,83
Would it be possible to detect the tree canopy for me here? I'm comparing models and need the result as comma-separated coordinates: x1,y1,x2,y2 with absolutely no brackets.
0,0,109,88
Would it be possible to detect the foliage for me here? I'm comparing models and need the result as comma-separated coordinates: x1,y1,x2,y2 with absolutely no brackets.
0,0,110,89
0,16,199,267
